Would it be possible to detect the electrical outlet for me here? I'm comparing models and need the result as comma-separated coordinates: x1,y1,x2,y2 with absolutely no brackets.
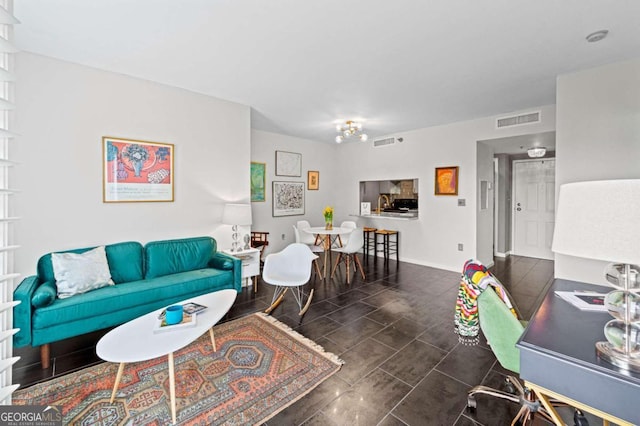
281,234,285,240
458,243,464,251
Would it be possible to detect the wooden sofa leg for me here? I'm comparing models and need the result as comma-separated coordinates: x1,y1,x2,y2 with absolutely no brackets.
41,344,51,369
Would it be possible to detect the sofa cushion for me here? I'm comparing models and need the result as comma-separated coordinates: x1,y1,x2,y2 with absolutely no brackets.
106,242,145,283
145,237,216,279
52,246,114,299
37,241,144,285
32,268,233,329
31,281,57,308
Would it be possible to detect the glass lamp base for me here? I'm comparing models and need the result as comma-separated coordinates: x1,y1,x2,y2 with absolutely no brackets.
596,341,640,373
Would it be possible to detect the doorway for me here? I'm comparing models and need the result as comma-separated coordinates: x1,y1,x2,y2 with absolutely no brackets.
512,159,555,260
476,131,556,264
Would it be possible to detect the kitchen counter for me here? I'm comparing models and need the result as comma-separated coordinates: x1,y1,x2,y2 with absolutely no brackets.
351,213,418,221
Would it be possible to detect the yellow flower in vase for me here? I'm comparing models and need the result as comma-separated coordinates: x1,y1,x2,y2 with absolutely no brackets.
323,206,334,230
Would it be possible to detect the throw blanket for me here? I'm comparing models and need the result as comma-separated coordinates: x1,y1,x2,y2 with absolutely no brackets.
454,259,517,345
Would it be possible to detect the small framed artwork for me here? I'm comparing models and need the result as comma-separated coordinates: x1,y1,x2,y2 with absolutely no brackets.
435,166,459,196
275,150,302,177
273,181,305,217
250,162,266,202
102,136,174,203
361,202,371,215
308,170,319,190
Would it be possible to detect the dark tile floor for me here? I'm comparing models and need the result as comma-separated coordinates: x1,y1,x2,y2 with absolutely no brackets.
14,255,578,425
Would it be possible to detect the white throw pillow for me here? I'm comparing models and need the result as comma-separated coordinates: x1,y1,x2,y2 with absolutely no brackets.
52,246,114,299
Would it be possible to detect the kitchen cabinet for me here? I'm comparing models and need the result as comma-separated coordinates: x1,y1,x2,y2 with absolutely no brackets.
379,181,394,194
399,180,414,198
360,178,419,207
360,181,380,205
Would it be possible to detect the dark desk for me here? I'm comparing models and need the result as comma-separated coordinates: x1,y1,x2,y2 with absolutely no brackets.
517,279,640,425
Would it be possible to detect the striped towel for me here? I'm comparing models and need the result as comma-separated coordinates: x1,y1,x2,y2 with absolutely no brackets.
454,259,517,345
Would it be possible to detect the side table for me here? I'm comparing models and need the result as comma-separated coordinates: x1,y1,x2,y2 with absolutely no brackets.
223,247,260,292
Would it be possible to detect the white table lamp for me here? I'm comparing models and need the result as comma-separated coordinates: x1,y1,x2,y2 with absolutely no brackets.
552,179,640,372
222,204,252,252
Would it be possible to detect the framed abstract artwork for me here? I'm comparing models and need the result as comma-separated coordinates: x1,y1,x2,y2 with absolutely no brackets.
307,170,319,190
434,166,459,196
272,181,305,216
102,136,174,202
250,162,266,202
275,150,302,177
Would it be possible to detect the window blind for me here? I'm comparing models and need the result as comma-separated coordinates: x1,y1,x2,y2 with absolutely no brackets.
0,0,19,404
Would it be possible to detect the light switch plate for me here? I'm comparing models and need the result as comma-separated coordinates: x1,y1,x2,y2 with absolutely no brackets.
458,199,466,206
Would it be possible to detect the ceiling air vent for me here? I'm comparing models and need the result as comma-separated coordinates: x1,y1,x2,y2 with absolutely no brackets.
496,111,540,129
373,137,396,147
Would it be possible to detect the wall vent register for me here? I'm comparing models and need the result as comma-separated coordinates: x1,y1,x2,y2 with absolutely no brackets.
496,111,540,128
373,137,404,147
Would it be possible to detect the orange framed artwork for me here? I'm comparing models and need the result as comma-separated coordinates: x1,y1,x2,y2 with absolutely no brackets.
308,171,319,190
434,166,459,195
102,136,174,202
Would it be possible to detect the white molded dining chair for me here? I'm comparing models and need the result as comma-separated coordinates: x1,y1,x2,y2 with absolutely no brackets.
336,220,357,247
331,228,365,284
262,243,318,316
294,222,318,246
296,220,311,234
293,225,323,278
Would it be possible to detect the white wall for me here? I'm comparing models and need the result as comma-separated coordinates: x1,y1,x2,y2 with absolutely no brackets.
12,53,251,278
331,106,556,272
250,130,337,256
476,141,495,266
494,154,511,255
555,59,640,285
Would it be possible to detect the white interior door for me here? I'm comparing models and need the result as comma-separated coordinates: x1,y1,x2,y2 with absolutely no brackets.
512,159,555,260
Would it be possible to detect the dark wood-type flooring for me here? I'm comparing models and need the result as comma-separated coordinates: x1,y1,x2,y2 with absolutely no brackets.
14,255,594,425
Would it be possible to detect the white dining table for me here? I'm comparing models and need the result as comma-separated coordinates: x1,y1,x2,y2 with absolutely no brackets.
303,226,353,279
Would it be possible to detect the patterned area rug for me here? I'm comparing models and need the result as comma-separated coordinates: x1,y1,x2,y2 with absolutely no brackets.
13,313,343,425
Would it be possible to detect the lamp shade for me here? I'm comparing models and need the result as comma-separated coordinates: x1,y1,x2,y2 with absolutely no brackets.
222,203,252,226
551,180,640,265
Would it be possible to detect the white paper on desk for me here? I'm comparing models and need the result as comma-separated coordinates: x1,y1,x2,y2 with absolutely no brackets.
554,291,608,312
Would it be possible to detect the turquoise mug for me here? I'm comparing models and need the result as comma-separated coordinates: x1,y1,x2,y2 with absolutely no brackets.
165,305,183,325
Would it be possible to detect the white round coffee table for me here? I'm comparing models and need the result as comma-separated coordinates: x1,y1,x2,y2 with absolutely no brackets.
96,289,237,424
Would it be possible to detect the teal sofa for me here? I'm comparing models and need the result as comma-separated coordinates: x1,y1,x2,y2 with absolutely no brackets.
13,236,241,368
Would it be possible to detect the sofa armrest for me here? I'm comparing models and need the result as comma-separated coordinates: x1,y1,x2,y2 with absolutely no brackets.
208,253,234,270
13,275,40,347
210,252,242,292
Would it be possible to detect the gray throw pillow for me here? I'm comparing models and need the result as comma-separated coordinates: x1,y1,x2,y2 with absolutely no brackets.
52,246,114,299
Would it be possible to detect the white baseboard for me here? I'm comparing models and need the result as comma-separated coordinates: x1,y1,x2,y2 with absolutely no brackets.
393,256,461,273
494,251,511,258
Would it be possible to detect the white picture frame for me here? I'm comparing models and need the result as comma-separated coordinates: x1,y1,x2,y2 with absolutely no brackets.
275,150,302,177
361,202,371,215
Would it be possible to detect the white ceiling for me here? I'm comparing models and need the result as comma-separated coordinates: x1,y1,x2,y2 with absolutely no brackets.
13,0,640,144
480,131,556,155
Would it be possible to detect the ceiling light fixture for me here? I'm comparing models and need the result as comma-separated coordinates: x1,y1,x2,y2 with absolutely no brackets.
586,30,608,43
527,147,546,158
335,120,368,143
